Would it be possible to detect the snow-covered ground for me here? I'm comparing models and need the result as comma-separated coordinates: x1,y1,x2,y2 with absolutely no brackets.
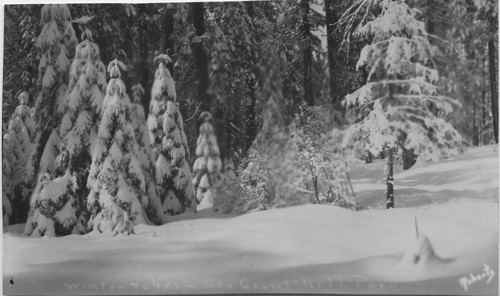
3,145,499,295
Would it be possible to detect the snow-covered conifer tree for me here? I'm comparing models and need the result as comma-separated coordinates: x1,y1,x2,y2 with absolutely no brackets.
148,54,195,215
26,4,77,183
193,112,222,211
3,92,36,225
130,84,163,224
343,0,463,208
3,144,13,226
24,25,106,237
86,59,162,235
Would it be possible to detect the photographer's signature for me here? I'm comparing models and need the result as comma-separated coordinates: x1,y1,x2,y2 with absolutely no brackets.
459,264,495,292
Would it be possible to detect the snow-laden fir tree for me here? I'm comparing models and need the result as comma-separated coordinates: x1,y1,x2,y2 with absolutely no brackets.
343,0,463,208
3,149,13,225
26,4,77,183
129,83,164,224
192,112,222,211
24,27,106,237
147,54,196,215
3,92,36,225
87,59,163,235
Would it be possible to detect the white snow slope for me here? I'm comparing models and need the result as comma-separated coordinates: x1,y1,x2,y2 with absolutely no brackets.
3,145,499,295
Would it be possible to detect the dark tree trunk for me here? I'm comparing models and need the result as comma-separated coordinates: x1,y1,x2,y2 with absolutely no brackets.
137,4,152,116
192,2,210,114
245,1,257,151
482,87,487,145
402,147,417,170
386,147,395,209
301,0,313,106
473,101,479,146
324,0,340,109
387,78,395,208
488,20,498,143
140,38,151,116
161,4,176,77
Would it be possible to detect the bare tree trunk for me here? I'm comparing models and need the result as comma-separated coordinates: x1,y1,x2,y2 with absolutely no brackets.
473,99,479,146
324,0,340,109
301,0,313,106
482,87,487,145
488,32,498,143
192,2,210,113
386,147,395,209
245,1,257,151
161,4,175,77
402,147,417,170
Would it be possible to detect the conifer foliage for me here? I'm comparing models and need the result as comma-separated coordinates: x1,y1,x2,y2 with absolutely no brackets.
193,112,222,211
27,4,77,182
148,54,195,216
3,92,35,225
130,84,163,224
24,25,106,237
87,59,162,235
343,0,463,208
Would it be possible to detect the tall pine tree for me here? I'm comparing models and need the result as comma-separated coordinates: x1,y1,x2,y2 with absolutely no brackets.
25,25,106,237
148,54,196,215
130,83,164,224
87,59,161,235
3,92,35,225
344,0,463,208
193,111,222,211
26,4,77,183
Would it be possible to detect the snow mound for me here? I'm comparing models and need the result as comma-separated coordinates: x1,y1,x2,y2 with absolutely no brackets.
399,234,440,266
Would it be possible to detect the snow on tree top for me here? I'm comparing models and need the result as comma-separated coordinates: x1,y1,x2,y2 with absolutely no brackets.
41,4,71,24
153,54,173,66
107,59,127,79
131,84,145,104
199,111,213,123
18,92,29,105
75,40,99,60
72,15,95,25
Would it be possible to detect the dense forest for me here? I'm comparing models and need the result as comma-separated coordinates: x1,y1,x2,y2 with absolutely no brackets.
2,0,498,237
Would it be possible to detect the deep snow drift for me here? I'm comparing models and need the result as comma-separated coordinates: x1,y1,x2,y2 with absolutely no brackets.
2,145,499,295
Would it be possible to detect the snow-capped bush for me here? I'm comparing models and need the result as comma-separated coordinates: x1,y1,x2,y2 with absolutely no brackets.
25,25,105,237
86,59,162,235
290,123,349,206
24,170,78,237
147,54,195,216
213,162,240,214
193,112,222,211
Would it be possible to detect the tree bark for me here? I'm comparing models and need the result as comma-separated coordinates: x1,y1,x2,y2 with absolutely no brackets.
301,0,313,106
192,2,210,114
245,1,257,151
473,100,479,146
488,18,498,143
482,87,487,145
402,147,417,170
324,0,340,110
386,147,395,209
161,4,176,77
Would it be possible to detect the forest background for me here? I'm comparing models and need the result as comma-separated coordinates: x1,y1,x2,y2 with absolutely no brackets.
2,0,498,236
